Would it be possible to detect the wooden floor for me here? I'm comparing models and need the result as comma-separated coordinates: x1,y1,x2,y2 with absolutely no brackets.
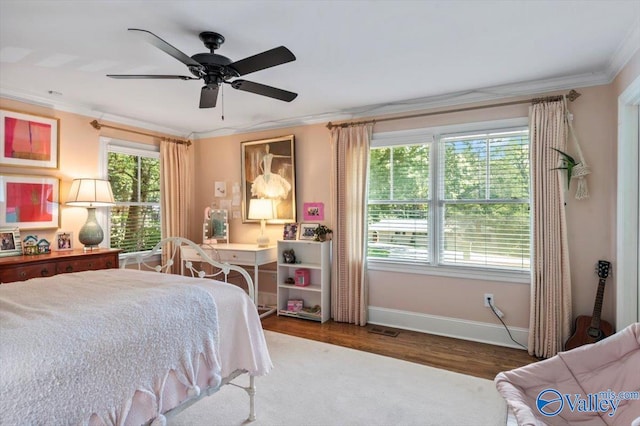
261,314,539,380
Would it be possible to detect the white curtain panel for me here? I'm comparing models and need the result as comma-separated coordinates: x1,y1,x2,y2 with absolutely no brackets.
528,101,572,358
160,139,192,273
330,123,374,325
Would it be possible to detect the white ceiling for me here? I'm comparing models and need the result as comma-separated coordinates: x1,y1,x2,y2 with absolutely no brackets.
1,1,639,138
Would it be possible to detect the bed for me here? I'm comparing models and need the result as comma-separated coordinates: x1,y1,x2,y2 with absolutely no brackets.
495,322,640,426
0,237,272,425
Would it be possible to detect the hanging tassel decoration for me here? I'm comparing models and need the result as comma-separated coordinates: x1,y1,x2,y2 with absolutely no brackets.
564,96,590,199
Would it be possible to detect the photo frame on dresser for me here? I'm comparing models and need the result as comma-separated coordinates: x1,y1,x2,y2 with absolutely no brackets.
0,227,22,257
55,231,73,251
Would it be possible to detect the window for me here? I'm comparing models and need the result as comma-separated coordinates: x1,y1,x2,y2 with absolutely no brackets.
105,141,161,254
367,121,530,275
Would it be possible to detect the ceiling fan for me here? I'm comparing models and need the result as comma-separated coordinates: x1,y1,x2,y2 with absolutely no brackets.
107,28,297,108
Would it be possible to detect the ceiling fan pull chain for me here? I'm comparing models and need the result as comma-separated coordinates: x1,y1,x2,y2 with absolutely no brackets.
221,84,225,121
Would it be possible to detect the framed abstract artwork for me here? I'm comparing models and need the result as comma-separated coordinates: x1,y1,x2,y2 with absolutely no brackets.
241,134,296,223
0,174,60,229
0,109,59,169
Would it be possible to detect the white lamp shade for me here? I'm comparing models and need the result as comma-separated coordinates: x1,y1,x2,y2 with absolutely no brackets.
66,178,115,207
248,198,274,220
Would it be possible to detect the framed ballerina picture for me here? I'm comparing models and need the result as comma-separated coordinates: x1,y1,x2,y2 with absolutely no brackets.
241,135,296,223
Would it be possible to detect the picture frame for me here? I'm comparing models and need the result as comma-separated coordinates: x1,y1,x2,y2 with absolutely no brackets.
55,231,73,251
0,109,59,169
283,223,298,240
241,135,296,224
0,174,60,229
0,227,22,257
303,202,324,221
298,223,319,240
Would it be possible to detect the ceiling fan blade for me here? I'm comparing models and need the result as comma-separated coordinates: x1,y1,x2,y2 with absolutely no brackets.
107,74,199,80
200,84,219,108
128,28,203,69
230,79,297,102
229,46,295,76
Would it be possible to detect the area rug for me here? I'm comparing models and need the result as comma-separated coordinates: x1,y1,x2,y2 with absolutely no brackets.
170,330,507,426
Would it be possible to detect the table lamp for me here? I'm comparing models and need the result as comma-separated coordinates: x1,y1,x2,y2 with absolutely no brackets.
248,198,274,247
66,178,115,251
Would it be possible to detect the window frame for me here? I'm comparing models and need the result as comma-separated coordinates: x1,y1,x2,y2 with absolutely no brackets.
367,118,531,283
100,137,161,258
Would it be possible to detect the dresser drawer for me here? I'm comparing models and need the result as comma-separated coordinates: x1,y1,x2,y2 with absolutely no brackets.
216,250,256,264
0,262,57,282
56,254,118,274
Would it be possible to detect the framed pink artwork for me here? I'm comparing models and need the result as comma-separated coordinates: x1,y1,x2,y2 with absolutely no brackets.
303,202,324,221
0,174,60,229
0,109,59,169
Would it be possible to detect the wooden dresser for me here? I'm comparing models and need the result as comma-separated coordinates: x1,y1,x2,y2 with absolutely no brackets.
0,249,121,284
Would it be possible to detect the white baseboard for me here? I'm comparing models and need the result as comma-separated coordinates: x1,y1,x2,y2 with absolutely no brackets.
258,292,277,307
368,306,529,350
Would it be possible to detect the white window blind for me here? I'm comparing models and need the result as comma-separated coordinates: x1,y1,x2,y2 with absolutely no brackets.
439,129,530,270
367,125,530,273
368,131,432,263
107,145,161,254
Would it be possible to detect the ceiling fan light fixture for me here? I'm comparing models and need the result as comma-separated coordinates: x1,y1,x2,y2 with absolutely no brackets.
107,28,298,109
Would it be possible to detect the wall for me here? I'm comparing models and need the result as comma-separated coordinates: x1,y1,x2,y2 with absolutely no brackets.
195,84,618,346
0,98,182,249
0,78,622,346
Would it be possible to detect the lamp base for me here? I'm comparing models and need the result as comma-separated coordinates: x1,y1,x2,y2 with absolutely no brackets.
78,207,105,251
256,234,270,248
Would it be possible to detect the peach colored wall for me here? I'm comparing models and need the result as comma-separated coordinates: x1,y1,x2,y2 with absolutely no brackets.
193,123,331,295
1,78,622,329
194,84,618,329
0,97,184,249
366,85,617,328
614,49,640,97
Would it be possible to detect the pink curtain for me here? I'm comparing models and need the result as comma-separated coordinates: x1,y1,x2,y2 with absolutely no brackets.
160,139,192,272
330,123,374,325
529,100,572,358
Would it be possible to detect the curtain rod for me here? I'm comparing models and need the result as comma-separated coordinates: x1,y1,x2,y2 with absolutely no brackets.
89,120,192,146
326,90,581,129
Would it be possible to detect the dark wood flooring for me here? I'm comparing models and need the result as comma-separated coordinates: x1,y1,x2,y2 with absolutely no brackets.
261,314,539,380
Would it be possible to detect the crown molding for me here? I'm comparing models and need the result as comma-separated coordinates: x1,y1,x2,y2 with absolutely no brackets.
1,65,619,141
607,18,640,81
0,88,191,138
193,70,611,139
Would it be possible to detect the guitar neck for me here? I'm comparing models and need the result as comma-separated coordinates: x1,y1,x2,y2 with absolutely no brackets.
590,277,606,329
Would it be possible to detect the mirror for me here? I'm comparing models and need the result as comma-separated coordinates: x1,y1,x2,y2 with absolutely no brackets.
203,208,228,244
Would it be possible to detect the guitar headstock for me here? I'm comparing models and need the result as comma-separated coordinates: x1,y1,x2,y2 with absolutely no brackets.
596,260,611,279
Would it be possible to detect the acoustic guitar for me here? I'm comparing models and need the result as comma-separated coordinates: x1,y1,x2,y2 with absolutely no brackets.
565,260,613,351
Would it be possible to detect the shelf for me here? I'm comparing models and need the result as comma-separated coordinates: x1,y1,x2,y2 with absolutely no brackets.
277,262,321,269
277,283,322,292
278,309,322,321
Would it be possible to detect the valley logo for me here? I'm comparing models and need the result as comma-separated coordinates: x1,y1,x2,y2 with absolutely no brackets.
536,388,640,418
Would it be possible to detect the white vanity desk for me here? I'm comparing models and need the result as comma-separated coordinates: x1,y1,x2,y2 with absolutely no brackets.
180,243,278,317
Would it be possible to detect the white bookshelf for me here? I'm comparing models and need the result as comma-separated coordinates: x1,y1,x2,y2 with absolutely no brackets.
277,240,331,323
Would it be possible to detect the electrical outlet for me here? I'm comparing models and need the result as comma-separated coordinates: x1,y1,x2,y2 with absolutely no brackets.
484,293,493,307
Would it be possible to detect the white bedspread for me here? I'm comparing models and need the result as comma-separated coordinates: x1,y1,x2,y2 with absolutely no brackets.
0,269,272,425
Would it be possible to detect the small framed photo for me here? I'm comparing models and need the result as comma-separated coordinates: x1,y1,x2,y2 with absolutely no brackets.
303,202,324,221
0,227,22,257
55,231,73,251
298,223,318,240
283,223,298,240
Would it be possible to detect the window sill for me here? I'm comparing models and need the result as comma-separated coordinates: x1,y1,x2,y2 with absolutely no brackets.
367,259,530,284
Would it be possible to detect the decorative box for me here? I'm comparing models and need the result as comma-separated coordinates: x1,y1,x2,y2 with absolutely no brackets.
287,299,303,312
294,268,310,287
